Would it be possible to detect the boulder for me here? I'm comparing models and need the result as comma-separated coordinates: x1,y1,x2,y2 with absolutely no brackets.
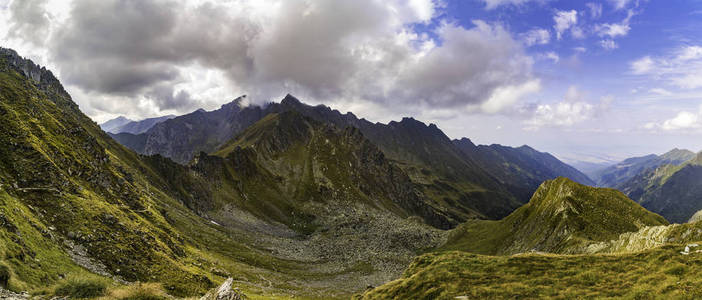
199,278,247,300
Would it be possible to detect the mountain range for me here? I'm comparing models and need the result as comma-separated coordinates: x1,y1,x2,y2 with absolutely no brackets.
4,46,702,299
591,148,695,188
109,94,594,223
101,115,175,135
585,148,702,223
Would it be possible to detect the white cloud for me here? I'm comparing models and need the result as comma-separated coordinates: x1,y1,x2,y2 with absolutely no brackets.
1,0,540,121
481,0,537,10
586,2,603,19
521,28,550,46
595,9,635,38
645,107,702,131
631,45,702,89
525,101,595,129
524,86,610,130
608,0,633,10
597,23,630,38
649,88,672,96
544,51,559,63
480,79,541,113
631,56,653,74
553,10,577,40
600,39,618,50
678,46,702,61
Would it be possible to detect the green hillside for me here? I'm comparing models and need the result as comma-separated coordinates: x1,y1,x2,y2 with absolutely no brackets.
440,177,667,255
357,245,702,300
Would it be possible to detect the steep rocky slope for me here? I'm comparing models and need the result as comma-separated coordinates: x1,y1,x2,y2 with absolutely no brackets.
0,47,219,295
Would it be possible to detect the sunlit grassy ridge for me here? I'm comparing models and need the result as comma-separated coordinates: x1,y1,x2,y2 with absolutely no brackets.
357,245,702,300
358,178,702,299
441,177,667,255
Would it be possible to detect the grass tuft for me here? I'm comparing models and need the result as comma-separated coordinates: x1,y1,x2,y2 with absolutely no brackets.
53,276,108,298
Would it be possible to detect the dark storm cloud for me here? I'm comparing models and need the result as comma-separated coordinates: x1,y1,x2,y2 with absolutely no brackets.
8,0,49,46
5,0,538,117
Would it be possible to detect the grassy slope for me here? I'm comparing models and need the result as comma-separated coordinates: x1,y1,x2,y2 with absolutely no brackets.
357,245,702,300
359,178,702,299
440,177,668,255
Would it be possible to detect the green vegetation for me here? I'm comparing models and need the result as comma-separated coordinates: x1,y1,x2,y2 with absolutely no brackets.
108,283,169,300
441,177,667,255
358,245,702,299
54,276,108,298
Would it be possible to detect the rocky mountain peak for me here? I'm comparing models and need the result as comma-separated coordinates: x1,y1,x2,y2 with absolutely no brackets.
220,95,247,111
280,93,302,106
0,47,67,99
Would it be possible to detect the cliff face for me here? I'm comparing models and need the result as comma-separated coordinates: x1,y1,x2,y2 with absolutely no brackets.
0,48,68,101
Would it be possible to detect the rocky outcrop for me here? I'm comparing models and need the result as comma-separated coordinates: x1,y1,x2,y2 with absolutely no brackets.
199,278,247,300
0,47,69,100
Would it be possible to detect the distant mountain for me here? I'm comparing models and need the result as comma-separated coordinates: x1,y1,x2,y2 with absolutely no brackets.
99,116,132,132
453,138,594,203
112,96,266,164
441,177,667,255
593,148,695,188
569,160,616,180
110,115,176,134
617,152,702,223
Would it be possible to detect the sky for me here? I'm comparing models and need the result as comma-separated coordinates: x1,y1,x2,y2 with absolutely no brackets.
1,0,702,164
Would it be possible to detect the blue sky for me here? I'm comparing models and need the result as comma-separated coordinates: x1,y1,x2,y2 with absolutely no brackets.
1,0,702,164
421,0,702,163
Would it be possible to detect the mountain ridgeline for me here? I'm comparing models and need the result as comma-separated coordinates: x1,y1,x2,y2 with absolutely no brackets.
440,177,667,255
614,152,702,223
592,148,695,189
103,115,176,135
586,148,702,223
111,94,593,223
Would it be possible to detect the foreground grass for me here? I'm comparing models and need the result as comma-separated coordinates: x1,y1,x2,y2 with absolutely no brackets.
358,244,702,299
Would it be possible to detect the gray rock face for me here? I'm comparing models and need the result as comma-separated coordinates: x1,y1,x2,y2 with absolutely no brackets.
0,47,68,100
199,278,247,300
